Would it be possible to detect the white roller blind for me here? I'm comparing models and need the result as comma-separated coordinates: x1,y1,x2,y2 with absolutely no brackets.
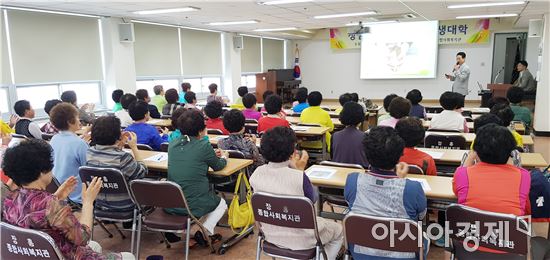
134,23,181,77
241,36,261,73
262,38,284,71
8,10,102,84
180,28,221,75
1,13,11,85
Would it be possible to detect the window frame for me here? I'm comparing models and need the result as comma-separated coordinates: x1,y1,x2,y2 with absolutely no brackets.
136,75,224,101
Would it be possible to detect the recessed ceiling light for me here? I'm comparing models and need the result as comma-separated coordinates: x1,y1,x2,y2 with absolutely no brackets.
1,6,99,18
456,13,518,19
314,11,377,19
300,29,315,34
448,1,525,9
259,0,314,5
208,20,259,26
345,20,397,26
281,33,309,38
254,27,297,32
133,7,200,15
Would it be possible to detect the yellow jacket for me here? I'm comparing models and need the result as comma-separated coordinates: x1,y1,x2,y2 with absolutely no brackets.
299,106,334,150
0,120,14,134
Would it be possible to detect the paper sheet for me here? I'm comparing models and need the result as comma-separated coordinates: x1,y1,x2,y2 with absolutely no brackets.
423,150,444,159
407,177,432,192
306,168,337,179
291,126,310,132
144,153,168,162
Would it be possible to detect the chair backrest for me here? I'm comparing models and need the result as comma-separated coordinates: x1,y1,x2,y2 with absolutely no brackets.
252,192,318,231
1,222,64,260
130,179,190,211
79,166,131,196
426,128,460,133
207,129,224,135
461,111,473,118
320,161,364,170
407,165,425,175
226,150,246,159
41,133,54,141
245,119,258,124
11,134,28,140
329,113,340,119
446,204,529,255
426,107,444,113
343,212,423,254
424,134,467,150
320,106,331,111
288,112,301,117
160,142,169,152
137,144,153,151
244,124,258,135
45,178,61,194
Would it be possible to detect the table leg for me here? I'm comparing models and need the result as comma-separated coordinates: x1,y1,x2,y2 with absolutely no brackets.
322,133,328,161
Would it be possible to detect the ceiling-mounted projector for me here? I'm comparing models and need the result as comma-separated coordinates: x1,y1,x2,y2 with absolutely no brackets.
354,21,370,34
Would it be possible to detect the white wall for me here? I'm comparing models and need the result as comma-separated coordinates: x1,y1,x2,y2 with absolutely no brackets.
295,21,527,100
534,14,550,133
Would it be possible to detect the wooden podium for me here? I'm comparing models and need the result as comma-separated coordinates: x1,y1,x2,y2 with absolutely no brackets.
487,83,512,98
255,69,301,103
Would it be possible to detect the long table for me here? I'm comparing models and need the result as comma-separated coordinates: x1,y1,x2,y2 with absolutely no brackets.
425,132,534,146
134,150,253,177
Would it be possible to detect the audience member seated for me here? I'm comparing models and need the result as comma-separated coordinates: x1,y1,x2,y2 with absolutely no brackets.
487,96,509,109
135,89,161,119
0,111,16,135
507,86,532,126
2,139,134,259
454,124,530,252
151,85,167,113
125,100,168,151
207,83,225,105
407,89,426,119
470,113,502,150
396,117,437,175
258,95,289,133
162,89,182,116
292,87,309,113
234,86,248,108
49,103,89,203
86,116,147,211
61,90,96,124
204,101,229,135
300,91,334,150
115,93,137,128
490,103,523,147
14,100,42,139
379,96,412,128
345,126,428,259
242,93,262,121
40,99,62,134
183,91,199,111
334,93,352,114
168,107,186,142
250,127,343,259
331,102,369,168
259,91,287,117
378,94,398,124
111,89,124,113
429,92,469,132
166,109,228,242
178,82,191,104
350,93,367,113
219,109,264,171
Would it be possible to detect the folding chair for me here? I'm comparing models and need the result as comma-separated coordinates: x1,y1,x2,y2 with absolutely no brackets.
408,165,425,175
424,134,467,150
245,119,258,124
130,179,214,260
318,161,363,213
252,192,328,260
207,129,224,135
343,212,425,260
446,204,529,260
41,133,55,141
296,123,326,162
426,129,460,133
426,107,444,113
79,166,137,254
244,124,258,135
1,222,64,260
160,142,169,152
212,150,247,194
124,143,153,151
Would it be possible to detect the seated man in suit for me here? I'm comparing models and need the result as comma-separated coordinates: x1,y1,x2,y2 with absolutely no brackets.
513,60,537,94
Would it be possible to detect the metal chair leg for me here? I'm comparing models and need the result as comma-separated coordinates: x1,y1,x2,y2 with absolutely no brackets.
185,219,191,260
256,236,262,260
95,218,113,238
135,217,142,260
130,209,137,254
112,223,126,239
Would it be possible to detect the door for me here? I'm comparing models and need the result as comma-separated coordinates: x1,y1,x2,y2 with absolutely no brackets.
491,32,527,84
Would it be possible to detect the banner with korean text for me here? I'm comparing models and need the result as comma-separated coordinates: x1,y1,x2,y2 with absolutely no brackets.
438,19,491,44
329,27,361,49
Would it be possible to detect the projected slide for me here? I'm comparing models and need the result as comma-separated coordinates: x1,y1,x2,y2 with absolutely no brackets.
360,21,439,79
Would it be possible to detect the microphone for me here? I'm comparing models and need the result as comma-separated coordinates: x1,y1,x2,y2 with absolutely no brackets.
453,61,459,72
493,66,505,83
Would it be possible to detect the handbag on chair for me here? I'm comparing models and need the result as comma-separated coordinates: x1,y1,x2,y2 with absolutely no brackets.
228,172,254,235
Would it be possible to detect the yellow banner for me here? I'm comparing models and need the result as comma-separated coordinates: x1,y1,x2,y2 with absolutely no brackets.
438,19,491,44
329,27,361,49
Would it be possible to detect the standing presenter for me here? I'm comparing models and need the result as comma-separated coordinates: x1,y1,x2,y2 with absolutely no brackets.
445,52,470,96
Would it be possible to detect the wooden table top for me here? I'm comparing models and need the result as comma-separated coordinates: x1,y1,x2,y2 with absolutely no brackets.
305,165,456,200
425,132,534,145
417,148,547,168
287,116,342,127
425,106,490,114
422,120,474,130
134,150,253,177
146,119,172,128
426,113,481,120
208,134,261,147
